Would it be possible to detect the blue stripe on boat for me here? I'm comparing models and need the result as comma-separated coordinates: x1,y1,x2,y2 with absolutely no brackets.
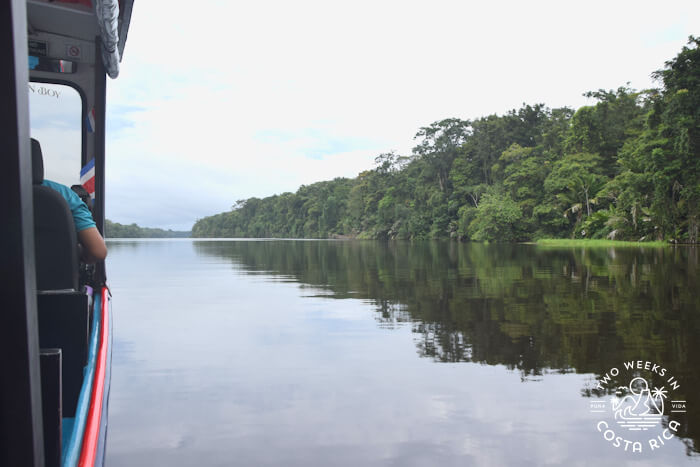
62,291,102,467
61,418,75,457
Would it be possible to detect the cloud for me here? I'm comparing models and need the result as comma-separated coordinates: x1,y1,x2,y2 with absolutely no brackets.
96,0,700,229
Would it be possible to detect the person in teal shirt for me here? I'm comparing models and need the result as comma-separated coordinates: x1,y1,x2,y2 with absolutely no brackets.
42,179,107,263
42,179,96,231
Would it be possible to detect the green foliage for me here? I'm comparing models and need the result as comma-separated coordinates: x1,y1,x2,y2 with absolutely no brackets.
192,38,700,244
601,36,700,243
467,187,523,242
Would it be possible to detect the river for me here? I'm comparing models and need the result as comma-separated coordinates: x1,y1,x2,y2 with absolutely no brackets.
104,239,700,466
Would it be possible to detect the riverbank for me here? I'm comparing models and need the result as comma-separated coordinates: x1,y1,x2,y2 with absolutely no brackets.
535,239,668,248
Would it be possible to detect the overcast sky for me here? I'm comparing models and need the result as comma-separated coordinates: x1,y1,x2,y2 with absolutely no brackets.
96,0,700,230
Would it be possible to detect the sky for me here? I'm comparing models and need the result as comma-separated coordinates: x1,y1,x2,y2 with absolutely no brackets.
59,1,700,230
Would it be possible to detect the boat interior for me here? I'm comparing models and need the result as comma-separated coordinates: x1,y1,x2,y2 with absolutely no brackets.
10,1,134,465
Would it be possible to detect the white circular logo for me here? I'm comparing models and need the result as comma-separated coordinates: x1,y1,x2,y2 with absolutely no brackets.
589,360,687,453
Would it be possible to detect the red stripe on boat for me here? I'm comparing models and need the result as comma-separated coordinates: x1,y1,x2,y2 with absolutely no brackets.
78,287,109,467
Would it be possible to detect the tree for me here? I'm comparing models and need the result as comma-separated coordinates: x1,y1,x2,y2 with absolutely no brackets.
542,153,607,236
413,118,471,192
467,187,524,242
565,86,645,178
651,36,700,242
190,39,700,243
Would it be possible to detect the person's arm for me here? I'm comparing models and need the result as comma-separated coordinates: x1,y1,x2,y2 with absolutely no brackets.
78,227,107,263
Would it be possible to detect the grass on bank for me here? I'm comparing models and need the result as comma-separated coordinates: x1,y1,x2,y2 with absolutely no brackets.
535,238,668,248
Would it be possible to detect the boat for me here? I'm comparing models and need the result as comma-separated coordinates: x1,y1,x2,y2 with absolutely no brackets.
1,1,134,465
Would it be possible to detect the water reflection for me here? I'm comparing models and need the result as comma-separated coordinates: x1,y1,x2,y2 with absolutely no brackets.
193,240,700,456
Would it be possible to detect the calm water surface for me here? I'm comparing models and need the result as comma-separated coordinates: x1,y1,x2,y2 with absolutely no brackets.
105,240,700,466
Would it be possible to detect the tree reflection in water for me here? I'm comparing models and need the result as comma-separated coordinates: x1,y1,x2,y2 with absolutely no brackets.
193,240,700,455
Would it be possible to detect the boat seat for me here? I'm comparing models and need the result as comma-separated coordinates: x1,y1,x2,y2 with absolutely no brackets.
32,138,88,418
32,138,79,290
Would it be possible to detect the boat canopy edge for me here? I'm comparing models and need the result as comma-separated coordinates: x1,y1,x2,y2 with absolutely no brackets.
95,0,120,78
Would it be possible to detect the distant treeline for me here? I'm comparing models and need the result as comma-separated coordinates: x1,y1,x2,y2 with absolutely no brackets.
105,219,190,238
192,37,700,243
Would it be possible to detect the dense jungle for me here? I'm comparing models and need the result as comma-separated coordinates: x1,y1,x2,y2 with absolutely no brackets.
192,37,700,243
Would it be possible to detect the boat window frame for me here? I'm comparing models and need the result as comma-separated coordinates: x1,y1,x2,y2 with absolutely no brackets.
28,77,88,176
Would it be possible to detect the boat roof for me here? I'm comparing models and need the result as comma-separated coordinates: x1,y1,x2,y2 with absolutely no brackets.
27,0,134,76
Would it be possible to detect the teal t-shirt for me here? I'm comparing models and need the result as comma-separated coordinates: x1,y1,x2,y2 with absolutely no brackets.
42,179,96,232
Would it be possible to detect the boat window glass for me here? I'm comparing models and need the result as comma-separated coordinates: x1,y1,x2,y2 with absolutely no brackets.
29,82,82,187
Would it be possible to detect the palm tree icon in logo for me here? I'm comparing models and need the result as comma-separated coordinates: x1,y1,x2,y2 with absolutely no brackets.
612,377,668,430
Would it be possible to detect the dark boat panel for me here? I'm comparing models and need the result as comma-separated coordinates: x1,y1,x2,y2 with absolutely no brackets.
39,348,62,467
37,291,89,417
0,2,45,465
